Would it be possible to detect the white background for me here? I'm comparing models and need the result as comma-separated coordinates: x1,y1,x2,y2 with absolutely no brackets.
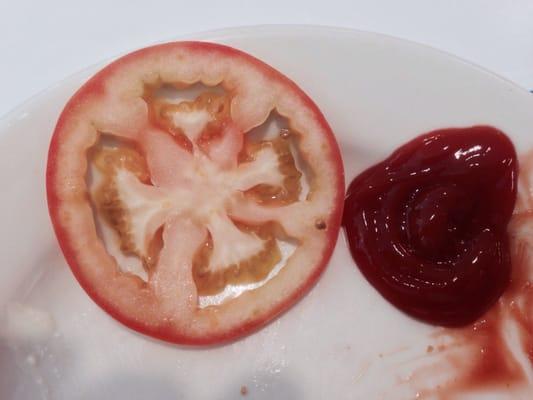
1,0,532,117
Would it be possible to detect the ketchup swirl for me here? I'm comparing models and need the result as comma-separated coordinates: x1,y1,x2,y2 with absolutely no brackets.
343,126,517,326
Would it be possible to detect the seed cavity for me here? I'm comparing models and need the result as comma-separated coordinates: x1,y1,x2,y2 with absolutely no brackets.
241,137,302,205
193,222,282,295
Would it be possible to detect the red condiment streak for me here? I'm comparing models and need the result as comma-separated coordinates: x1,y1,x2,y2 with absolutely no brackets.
425,151,533,397
411,231,533,398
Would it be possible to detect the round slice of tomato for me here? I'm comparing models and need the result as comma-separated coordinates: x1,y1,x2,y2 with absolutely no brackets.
47,42,344,345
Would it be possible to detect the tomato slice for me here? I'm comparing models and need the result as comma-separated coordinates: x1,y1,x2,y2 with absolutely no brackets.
46,42,344,345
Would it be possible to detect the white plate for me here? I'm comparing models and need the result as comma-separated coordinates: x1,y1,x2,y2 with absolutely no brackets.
1,26,532,400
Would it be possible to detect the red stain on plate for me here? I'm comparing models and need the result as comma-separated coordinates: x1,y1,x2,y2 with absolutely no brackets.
414,151,533,399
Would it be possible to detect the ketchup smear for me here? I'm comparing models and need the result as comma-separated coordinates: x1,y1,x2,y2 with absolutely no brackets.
343,126,517,327
415,212,533,397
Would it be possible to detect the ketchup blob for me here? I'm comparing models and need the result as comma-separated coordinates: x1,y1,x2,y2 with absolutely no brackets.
343,126,517,326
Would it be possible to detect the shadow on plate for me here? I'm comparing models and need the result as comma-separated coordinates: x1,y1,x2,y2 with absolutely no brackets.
77,374,183,400
218,370,304,400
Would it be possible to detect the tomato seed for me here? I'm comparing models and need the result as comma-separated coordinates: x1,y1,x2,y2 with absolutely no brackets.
315,219,327,230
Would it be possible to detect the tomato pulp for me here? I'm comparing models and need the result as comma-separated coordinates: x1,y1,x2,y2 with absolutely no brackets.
343,126,517,326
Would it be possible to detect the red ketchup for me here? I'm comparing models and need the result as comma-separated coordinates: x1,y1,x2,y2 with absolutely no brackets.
343,126,517,326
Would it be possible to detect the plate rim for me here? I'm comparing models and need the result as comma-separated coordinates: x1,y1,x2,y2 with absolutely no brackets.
0,24,530,130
